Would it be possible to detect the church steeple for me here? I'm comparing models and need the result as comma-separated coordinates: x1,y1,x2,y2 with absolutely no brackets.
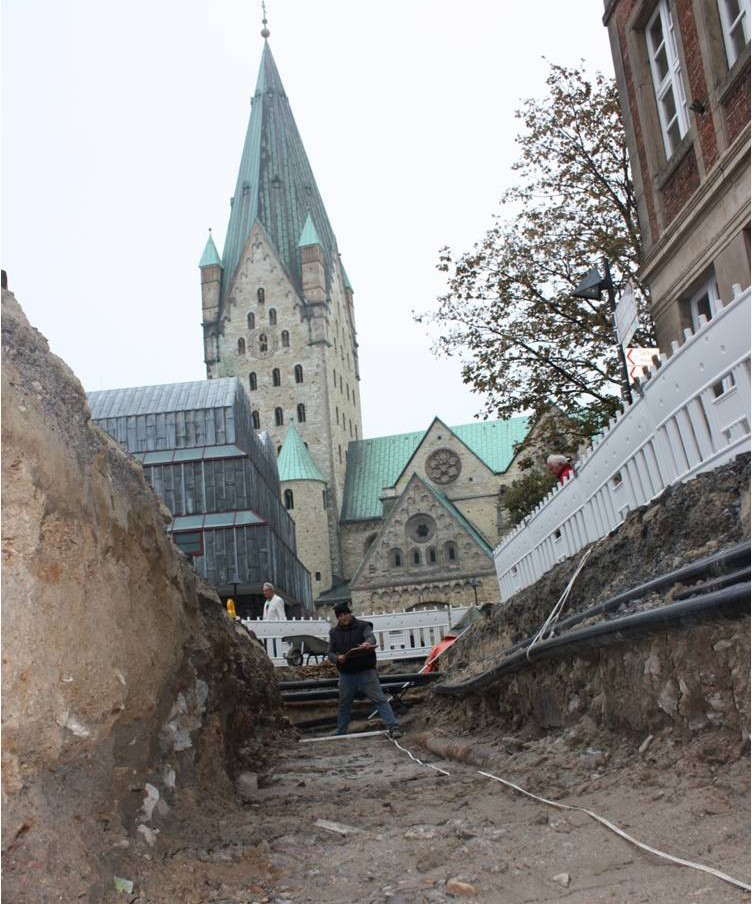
220,40,337,303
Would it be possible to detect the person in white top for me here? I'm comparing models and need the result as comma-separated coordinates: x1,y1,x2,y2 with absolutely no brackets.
262,582,286,620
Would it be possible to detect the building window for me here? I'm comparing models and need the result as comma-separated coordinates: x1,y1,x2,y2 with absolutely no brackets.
237,337,246,355
444,541,457,562
335,406,339,424
294,364,304,383
411,549,421,566
257,287,265,304
646,0,689,158
247,312,255,329
297,403,306,423
249,372,257,391
275,407,284,426
252,410,260,430
333,368,337,386
172,530,203,557
315,571,321,581
338,444,342,463
687,276,722,330
284,489,294,510
272,368,281,387
718,0,750,67
428,547,437,564
269,307,278,326
390,548,403,568
322,489,327,508
259,333,268,353
281,330,290,348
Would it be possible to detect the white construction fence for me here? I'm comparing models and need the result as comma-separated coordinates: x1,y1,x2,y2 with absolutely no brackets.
494,284,751,601
243,605,472,667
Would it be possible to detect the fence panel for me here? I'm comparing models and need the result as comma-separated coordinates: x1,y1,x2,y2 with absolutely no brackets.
494,286,751,601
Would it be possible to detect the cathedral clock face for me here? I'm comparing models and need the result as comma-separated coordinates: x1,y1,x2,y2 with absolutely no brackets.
426,448,462,484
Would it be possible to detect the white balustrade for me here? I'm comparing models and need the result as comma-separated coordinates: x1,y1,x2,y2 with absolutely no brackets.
494,285,751,600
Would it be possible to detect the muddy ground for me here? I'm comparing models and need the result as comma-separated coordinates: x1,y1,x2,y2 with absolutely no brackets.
99,702,750,904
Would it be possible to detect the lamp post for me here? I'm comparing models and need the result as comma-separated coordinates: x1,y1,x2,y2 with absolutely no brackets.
573,258,633,405
468,577,481,607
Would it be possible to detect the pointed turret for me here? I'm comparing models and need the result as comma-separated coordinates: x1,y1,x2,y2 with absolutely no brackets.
278,422,326,483
220,41,337,302
199,231,223,368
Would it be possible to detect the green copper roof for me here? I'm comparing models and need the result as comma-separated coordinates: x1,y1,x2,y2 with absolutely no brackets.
277,422,326,483
342,265,353,291
220,41,338,302
199,232,222,268
341,416,530,522
298,213,321,247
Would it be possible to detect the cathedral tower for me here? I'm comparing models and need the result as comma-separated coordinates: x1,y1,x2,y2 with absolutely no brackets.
200,29,362,595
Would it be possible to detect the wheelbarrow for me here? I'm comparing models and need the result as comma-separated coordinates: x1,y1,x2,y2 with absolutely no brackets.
282,634,329,667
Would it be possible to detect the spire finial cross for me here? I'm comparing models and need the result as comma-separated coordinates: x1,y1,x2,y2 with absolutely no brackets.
260,1,270,39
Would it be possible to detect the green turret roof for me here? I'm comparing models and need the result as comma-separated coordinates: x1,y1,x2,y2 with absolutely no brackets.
341,416,530,521
199,232,222,268
221,41,338,302
277,422,326,483
298,213,322,247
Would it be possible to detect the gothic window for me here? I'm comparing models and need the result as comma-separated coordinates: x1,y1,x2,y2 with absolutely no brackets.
259,333,268,353
281,330,290,348
411,549,421,566
444,541,458,562
297,403,306,423
247,312,255,329
428,547,437,564
237,337,246,355
252,410,260,430
294,364,304,383
269,307,277,326
274,407,284,426
389,548,403,568
249,372,257,391
257,287,265,304
284,489,294,510
272,368,281,387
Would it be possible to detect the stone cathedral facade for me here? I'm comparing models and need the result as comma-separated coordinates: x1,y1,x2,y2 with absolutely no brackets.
200,33,538,613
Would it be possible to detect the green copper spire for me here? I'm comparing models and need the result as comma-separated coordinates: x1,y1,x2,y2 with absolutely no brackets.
220,41,338,302
298,213,321,247
277,422,326,482
199,231,222,268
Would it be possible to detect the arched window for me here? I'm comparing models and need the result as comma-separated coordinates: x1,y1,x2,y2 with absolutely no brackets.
281,330,290,348
333,368,337,385
390,548,403,568
411,549,421,565
272,368,281,387
283,489,294,510
297,403,306,423
252,410,260,430
294,364,303,383
259,333,268,353
444,541,458,562
274,407,284,426
428,547,437,564
346,384,350,401
257,287,265,304
247,312,255,329
237,337,246,355
269,308,277,326
249,372,257,391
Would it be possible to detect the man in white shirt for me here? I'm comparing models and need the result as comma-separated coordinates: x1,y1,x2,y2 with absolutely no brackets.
262,582,286,620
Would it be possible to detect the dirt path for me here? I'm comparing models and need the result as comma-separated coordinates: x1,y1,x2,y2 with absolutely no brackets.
102,716,750,904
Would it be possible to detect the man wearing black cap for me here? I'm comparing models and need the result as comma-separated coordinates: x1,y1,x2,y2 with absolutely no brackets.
327,602,402,738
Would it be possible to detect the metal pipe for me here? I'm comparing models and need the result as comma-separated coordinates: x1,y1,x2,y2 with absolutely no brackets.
434,582,750,695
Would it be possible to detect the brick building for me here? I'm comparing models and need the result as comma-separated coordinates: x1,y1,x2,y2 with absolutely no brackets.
603,0,750,349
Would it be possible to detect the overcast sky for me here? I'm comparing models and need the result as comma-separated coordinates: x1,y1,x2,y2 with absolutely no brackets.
3,0,615,438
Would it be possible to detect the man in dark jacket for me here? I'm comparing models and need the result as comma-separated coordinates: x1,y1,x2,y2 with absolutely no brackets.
327,602,402,738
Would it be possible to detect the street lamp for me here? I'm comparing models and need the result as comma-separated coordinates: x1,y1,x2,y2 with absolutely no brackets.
468,577,481,607
573,258,633,405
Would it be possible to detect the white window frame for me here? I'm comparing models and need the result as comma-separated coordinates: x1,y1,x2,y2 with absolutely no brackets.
646,0,690,158
688,276,722,330
718,0,751,67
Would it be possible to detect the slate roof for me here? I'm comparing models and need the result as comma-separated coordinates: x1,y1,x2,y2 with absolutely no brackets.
277,423,326,482
88,379,239,418
341,416,530,522
220,40,339,304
